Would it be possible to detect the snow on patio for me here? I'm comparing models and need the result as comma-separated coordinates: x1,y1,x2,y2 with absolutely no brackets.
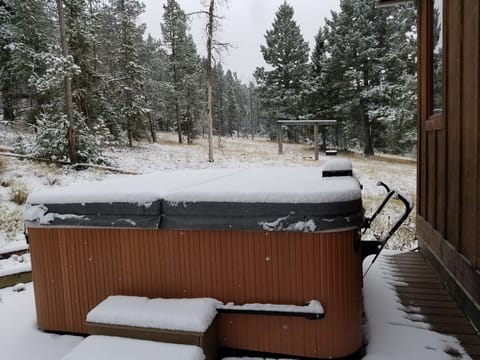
0,131,441,358
0,252,469,360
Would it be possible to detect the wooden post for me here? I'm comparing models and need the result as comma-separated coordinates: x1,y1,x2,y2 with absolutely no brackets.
277,123,283,154
314,123,319,161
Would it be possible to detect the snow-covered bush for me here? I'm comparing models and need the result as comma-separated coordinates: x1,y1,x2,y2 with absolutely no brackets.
33,106,105,164
9,182,29,205
0,206,23,240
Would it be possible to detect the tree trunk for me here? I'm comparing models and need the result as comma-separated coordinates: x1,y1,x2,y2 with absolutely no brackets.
175,99,182,143
56,0,76,164
206,0,214,162
168,24,182,145
2,96,15,122
187,89,193,144
362,112,374,156
148,112,156,143
249,89,254,140
119,0,134,147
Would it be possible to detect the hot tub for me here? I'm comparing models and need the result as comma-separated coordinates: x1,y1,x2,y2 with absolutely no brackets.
25,163,364,359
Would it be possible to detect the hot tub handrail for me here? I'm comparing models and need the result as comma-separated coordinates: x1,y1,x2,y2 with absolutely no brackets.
363,189,413,277
361,181,396,232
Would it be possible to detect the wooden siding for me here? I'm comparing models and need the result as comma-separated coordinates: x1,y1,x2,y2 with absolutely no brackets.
418,0,480,266
418,0,480,314
28,227,363,359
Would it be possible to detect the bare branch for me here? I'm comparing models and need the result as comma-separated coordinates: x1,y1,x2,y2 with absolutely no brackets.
186,10,223,19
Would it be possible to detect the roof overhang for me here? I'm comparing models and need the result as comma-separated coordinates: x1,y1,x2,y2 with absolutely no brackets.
377,0,414,7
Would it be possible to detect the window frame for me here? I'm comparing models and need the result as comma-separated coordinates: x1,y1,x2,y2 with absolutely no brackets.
425,0,445,131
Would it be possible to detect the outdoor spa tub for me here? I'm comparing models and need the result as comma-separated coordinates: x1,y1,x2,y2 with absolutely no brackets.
25,160,366,359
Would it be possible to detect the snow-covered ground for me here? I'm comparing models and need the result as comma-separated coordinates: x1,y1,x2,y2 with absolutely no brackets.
1,130,465,359
0,253,469,360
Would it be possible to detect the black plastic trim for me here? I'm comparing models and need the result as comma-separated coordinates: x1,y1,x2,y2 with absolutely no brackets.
217,308,324,320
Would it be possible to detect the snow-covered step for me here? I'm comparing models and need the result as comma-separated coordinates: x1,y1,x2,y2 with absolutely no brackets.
61,335,205,360
86,296,220,360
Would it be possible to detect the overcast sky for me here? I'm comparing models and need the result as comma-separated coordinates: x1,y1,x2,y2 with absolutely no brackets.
139,0,341,82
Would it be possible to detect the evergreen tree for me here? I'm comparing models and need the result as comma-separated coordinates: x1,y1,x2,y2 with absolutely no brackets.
139,34,169,142
180,35,203,143
64,0,104,128
212,64,226,136
161,0,188,144
0,0,54,122
112,0,147,147
255,1,309,139
323,0,416,155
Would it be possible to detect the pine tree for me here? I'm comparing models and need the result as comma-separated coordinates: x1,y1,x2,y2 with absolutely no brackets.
64,0,104,128
0,0,54,122
139,34,168,142
113,0,147,147
212,64,226,136
255,1,310,139
180,35,203,143
161,0,188,144
323,0,416,155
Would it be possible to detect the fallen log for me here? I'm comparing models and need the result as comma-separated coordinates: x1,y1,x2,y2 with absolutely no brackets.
71,163,139,175
0,152,139,175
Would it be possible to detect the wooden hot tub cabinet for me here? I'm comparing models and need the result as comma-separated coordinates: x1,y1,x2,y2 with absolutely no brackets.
28,227,362,359
26,165,364,359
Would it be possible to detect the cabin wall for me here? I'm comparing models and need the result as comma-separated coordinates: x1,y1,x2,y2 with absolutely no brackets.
417,0,480,326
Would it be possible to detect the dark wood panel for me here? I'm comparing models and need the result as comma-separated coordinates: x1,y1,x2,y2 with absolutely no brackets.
477,0,480,269
427,131,437,226
446,0,463,250
0,271,32,289
418,0,427,218
461,0,479,262
436,128,446,236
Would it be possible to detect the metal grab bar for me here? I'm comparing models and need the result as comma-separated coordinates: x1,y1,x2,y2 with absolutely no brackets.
362,183,414,277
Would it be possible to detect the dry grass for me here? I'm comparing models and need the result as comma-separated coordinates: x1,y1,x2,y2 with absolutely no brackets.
9,181,29,205
362,193,417,250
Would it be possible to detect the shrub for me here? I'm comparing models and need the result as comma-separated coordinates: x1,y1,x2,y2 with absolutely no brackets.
9,182,29,205
0,206,23,240
1,178,12,187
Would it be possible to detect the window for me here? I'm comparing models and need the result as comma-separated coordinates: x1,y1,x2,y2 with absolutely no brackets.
430,0,443,116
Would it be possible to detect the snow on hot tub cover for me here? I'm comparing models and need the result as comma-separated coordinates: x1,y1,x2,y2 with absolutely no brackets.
25,163,363,232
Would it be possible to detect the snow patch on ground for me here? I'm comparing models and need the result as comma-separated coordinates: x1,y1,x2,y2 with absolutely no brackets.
0,253,31,277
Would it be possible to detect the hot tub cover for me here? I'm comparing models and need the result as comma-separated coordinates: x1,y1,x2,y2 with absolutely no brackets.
25,162,363,232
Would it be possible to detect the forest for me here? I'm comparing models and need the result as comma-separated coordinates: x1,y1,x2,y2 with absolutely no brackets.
0,0,417,163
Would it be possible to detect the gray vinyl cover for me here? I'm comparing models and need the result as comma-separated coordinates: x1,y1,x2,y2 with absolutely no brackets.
27,198,363,232
26,161,363,232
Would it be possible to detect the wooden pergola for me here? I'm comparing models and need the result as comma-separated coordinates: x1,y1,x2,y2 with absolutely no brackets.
277,120,337,160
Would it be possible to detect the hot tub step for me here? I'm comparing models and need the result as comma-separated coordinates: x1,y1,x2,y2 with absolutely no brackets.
86,296,219,360
61,335,205,360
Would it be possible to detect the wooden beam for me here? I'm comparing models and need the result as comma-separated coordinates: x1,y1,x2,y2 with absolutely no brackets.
277,123,283,155
314,123,319,161
277,120,336,125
